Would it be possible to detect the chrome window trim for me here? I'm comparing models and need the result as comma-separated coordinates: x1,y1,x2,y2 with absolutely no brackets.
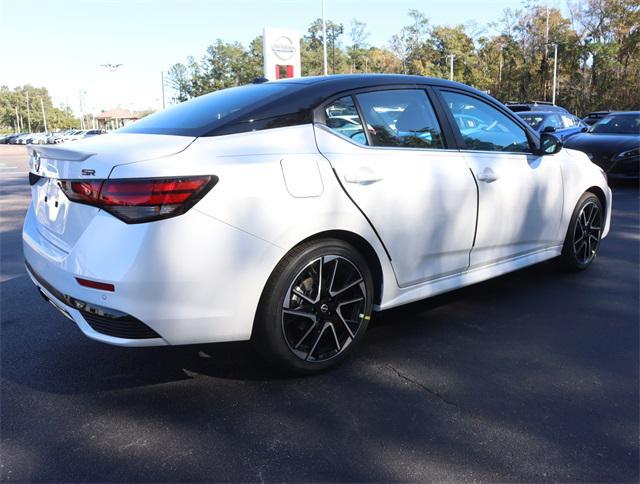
315,123,461,154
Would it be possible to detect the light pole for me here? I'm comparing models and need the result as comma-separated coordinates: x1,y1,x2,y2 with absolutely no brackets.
26,92,32,132
551,43,558,105
15,105,20,132
161,71,166,109
322,0,328,75
78,90,87,129
446,54,456,81
498,44,504,91
40,98,48,132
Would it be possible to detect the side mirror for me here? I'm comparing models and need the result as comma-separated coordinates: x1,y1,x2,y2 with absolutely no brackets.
542,125,556,133
540,132,563,155
581,126,588,132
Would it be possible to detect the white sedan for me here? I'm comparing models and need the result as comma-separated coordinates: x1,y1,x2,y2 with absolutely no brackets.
24,75,611,373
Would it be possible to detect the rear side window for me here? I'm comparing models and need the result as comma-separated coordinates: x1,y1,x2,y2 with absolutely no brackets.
441,91,531,153
355,89,445,149
324,96,368,145
119,83,300,137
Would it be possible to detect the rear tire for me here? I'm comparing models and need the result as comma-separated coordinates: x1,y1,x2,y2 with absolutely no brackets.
560,192,603,270
253,238,374,374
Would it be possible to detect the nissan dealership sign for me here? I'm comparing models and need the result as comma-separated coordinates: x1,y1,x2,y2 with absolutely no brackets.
263,28,301,80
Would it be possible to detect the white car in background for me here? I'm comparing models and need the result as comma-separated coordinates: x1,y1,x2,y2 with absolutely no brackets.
24,75,611,373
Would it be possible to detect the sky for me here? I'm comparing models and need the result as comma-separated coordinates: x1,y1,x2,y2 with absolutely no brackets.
1,0,531,115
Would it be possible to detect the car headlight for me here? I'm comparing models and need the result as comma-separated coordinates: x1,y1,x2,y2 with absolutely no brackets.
613,147,640,160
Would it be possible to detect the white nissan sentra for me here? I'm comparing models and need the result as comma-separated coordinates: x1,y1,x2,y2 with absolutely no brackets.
24,75,611,373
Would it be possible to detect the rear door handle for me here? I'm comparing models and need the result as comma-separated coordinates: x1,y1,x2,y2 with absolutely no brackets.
476,168,499,183
344,168,383,185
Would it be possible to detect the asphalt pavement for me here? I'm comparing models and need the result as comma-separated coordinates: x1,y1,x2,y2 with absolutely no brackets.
1,145,638,482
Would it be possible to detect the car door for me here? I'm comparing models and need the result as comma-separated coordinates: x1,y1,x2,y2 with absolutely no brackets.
436,89,564,268
315,88,478,287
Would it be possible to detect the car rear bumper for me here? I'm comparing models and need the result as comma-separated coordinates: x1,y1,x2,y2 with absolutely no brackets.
23,203,285,347
25,261,167,347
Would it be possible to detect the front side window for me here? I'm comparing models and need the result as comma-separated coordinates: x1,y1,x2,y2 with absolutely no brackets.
546,114,564,129
324,96,367,145
441,91,531,153
355,89,445,149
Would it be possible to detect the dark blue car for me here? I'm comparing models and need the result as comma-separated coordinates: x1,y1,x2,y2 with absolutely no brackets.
517,111,588,141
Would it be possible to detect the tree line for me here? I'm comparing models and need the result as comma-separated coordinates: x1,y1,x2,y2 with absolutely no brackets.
167,0,639,115
0,86,79,133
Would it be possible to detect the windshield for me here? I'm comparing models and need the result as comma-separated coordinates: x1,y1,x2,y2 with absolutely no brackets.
519,114,545,130
589,114,640,134
119,83,299,136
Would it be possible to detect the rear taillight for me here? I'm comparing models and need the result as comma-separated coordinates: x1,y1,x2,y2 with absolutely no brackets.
59,176,217,223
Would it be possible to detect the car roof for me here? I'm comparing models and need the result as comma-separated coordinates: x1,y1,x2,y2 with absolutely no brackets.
505,102,568,112
517,111,560,117
273,73,462,87
269,73,490,99
609,111,640,115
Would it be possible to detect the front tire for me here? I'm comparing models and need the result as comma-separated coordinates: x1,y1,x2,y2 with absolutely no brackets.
253,238,375,374
560,192,603,270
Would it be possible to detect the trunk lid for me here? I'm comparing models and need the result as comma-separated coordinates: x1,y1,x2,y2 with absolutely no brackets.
29,133,195,253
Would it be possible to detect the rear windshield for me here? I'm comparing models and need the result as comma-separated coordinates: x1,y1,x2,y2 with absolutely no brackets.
119,83,300,137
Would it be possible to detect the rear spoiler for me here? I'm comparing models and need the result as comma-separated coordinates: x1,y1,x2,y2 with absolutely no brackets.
29,145,95,162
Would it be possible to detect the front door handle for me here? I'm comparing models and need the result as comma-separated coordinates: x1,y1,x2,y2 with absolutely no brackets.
476,168,499,183
344,167,383,185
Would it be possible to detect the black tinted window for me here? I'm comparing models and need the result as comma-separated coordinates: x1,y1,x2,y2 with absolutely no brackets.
589,114,640,134
355,90,444,149
119,84,299,136
442,91,531,153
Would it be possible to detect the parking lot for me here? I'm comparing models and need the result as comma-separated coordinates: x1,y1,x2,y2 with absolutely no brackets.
1,144,638,481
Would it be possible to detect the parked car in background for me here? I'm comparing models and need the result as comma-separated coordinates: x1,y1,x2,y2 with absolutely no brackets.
505,101,571,114
49,129,81,144
582,111,612,125
83,129,107,137
564,111,640,179
518,111,588,141
55,130,87,143
30,133,51,145
16,134,34,144
7,134,24,144
24,75,611,373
